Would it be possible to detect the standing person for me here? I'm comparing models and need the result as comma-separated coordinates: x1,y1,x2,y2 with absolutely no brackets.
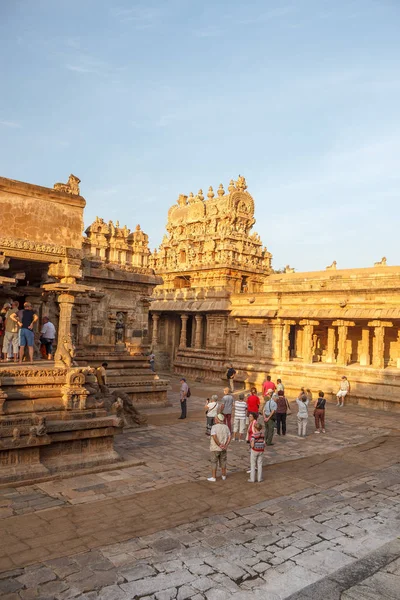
17,302,38,364
275,390,289,436
248,422,265,483
179,377,189,419
246,387,260,419
296,393,309,438
314,391,326,434
306,389,313,402
276,378,284,392
149,352,155,372
221,387,234,432
233,393,247,441
263,393,277,446
226,364,236,392
208,414,231,482
205,395,219,436
246,412,256,444
40,316,56,360
2,301,19,362
336,376,350,407
262,375,276,397
0,303,7,360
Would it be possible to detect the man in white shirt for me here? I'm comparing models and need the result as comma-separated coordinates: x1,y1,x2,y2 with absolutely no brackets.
336,376,350,407
40,317,56,360
208,414,231,482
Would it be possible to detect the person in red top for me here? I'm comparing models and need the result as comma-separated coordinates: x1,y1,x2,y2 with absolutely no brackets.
246,387,260,419
262,376,276,397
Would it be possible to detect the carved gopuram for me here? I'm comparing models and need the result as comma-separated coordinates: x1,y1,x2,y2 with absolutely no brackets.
149,176,400,411
0,175,167,483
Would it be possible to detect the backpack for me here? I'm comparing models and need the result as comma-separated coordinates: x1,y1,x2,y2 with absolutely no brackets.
186,387,191,398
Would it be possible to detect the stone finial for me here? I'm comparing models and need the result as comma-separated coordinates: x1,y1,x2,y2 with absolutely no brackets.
236,174,247,191
217,183,225,197
187,192,195,205
115,220,120,228
136,224,141,231
197,189,204,202
284,265,295,273
374,256,387,267
177,194,187,207
326,260,337,270
228,179,236,192
207,186,214,200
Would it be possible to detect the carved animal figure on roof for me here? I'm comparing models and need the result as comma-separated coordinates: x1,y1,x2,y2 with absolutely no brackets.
284,265,295,273
374,257,387,267
54,174,81,195
326,261,337,270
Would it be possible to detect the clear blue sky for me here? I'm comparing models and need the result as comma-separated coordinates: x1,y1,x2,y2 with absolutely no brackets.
1,0,399,271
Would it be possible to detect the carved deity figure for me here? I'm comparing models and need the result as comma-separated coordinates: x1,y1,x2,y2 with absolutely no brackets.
36,416,47,436
236,175,247,191
115,312,125,344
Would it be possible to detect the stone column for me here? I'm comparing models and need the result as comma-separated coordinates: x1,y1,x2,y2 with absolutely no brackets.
326,326,336,363
194,314,203,349
271,320,284,362
368,321,393,369
281,320,295,362
179,314,189,348
397,330,400,369
55,293,75,367
359,327,371,366
151,313,160,346
333,320,355,366
299,320,319,363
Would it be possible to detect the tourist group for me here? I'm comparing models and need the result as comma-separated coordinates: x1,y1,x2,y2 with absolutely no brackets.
179,371,350,483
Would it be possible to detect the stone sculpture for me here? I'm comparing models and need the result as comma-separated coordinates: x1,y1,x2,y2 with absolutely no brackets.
374,257,387,267
115,312,125,344
326,261,337,270
55,335,77,367
54,174,81,195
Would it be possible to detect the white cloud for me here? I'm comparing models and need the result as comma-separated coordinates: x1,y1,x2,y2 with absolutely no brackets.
0,120,21,128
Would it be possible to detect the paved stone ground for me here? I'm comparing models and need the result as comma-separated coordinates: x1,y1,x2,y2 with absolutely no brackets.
0,377,399,599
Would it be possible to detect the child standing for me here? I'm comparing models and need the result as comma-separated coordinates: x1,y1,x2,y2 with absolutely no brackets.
248,423,265,483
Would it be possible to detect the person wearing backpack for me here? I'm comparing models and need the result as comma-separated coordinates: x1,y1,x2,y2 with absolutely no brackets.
179,378,189,419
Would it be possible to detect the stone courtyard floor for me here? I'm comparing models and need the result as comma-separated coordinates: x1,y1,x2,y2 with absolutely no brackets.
0,376,399,599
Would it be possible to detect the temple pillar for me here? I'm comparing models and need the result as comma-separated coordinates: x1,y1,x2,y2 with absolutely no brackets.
271,320,283,361
326,326,336,363
281,320,295,362
55,293,75,367
359,327,371,366
151,313,160,346
299,320,319,363
333,320,355,366
368,320,393,369
179,314,189,348
194,314,203,349
397,330,400,369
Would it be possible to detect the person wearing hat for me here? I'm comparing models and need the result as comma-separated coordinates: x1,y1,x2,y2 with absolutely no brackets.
1,301,20,362
205,394,219,436
336,376,350,407
233,393,247,441
208,413,231,482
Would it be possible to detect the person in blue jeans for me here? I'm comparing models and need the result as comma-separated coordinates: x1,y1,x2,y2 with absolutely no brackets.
17,302,38,363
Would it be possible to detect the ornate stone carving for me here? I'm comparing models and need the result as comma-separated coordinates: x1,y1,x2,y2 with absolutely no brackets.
326,261,337,270
0,237,65,256
54,174,81,195
55,335,77,368
374,256,387,267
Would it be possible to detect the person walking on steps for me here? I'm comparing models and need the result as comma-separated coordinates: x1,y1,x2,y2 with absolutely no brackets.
226,364,236,393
